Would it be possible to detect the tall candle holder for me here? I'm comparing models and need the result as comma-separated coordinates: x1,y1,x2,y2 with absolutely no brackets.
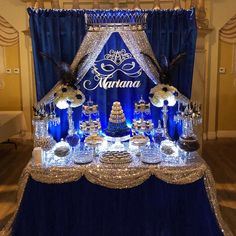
161,100,171,140
32,104,58,151
65,105,80,148
48,102,60,126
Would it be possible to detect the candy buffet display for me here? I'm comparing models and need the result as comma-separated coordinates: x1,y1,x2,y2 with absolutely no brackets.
30,16,202,167
32,96,202,167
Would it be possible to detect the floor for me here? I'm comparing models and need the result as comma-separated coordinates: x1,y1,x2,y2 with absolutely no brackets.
0,139,235,234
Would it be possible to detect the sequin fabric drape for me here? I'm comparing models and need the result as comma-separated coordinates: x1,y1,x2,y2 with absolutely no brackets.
71,28,160,86
0,154,233,236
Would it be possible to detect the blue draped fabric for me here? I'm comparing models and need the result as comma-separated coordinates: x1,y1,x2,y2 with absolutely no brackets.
28,8,86,101
28,9,196,141
146,9,197,98
12,177,223,236
28,8,86,141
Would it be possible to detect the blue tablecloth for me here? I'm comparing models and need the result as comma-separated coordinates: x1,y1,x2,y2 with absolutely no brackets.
12,176,223,236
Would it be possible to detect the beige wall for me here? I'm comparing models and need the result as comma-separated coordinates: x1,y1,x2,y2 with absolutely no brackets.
0,0,34,137
217,41,236,132
0,43,22,110
205,0,236,139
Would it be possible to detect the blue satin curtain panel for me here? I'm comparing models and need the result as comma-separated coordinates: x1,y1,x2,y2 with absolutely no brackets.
146,9,197,98
12,177,223,236
28,9,197,141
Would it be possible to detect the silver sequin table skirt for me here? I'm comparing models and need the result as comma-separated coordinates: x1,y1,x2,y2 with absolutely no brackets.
0,153,233,236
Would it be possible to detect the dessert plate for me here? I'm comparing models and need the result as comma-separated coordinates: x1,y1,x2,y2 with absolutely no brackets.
141,156,161,164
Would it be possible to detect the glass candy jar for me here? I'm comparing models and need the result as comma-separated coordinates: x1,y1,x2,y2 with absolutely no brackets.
32,117,56,151
153,120,166,146
177,117,199,152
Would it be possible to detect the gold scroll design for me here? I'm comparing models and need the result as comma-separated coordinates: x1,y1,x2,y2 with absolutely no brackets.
219,14,236,44
0,16,19,47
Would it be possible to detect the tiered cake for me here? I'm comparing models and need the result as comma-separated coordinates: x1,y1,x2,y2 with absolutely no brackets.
105,101,130,137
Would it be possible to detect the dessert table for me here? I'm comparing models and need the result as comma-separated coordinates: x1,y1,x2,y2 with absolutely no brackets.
1,153,232,236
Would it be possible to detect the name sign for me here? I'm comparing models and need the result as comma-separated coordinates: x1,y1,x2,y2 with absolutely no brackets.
82,49,142,91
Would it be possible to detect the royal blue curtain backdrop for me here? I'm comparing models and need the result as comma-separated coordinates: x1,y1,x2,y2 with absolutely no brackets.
28,8,197,141
12,177,223,236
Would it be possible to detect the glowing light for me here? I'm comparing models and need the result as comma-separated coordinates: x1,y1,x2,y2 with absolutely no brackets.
55,100,69,110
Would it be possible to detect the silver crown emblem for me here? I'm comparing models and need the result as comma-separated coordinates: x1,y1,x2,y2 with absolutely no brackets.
85,10,147,30
105,49,133,65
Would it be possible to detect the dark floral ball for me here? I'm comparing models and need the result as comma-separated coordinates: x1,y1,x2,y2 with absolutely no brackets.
66,134,80,147
162,87,168,92
76,94,82,100
173,91,179,97
62,87,67,93
149,93,154,98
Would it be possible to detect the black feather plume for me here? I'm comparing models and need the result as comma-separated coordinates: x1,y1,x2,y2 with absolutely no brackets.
141,51,186,85
169,53,186,70
72,53,90,84
39,52,76,87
